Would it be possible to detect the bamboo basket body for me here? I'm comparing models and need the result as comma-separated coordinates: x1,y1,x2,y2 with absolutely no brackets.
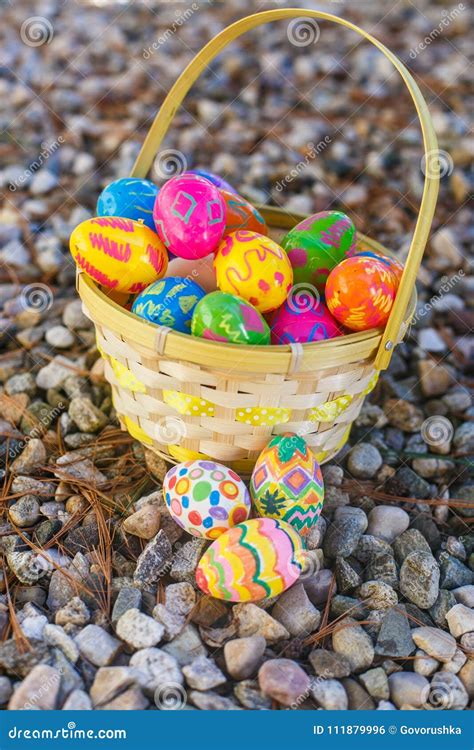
77,9,439,477
79,212,413,477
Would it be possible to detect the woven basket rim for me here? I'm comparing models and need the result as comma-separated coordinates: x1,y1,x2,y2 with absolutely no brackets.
78,208,416,375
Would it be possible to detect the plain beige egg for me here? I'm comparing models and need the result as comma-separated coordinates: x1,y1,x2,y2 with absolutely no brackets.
166,254,217,293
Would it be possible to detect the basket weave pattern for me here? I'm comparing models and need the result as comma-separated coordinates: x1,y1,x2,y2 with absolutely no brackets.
82,227,388,476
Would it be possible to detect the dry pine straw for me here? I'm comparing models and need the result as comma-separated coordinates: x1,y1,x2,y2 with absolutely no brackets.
1,429,471,655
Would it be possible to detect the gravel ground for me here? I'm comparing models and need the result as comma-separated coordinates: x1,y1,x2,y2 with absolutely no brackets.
0,0,472,711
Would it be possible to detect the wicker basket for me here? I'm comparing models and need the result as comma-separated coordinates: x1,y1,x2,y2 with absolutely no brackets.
77,9,439,477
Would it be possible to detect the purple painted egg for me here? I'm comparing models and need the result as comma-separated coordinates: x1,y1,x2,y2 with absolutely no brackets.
188,169,237,194
270,296,343,344
153,174,226,260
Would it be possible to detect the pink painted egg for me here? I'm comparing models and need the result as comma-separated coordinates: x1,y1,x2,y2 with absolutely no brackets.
325,256,398,331
153,174,226,260
270,296,343,344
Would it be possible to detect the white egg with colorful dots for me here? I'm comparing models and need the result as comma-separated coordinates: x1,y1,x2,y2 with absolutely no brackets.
163,460,251,540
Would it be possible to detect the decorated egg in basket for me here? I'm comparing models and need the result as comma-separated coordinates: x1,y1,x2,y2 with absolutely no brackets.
270,296,343,344
188,169,237,194
132,276,206,332
163,460,251,540
348,248,404,283
214,230,293,313
153,174,226,260
96,178,159,231
70,217,168,294
325,255,398,331
281,211,356,292
195,518,304,601
220,190,268,235
191,291,270,345
250,433,324,536
166,254,217,293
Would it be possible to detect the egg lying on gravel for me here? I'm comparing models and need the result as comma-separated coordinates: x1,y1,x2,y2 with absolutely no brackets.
195,517,305,601
163,460,251,539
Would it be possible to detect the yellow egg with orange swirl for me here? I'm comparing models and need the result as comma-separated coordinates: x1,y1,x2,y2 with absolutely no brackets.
70,217,168,295
214,230,293,313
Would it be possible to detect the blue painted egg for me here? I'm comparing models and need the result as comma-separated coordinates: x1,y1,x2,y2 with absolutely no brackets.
132,276,206,332
97,178,159,231
187,169,237,194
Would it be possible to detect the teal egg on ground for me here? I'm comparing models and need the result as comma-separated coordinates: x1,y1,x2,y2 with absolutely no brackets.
132,277,206,333
281,211,356,292
97,177,159,231
191,291,270,345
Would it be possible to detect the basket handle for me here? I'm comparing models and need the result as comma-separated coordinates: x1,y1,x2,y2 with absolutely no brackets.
131,8,439,371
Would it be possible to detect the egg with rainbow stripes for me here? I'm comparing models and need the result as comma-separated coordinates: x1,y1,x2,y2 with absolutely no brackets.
250,433,324,536
70,216,168,294
196,517,304,602
163,460,251,540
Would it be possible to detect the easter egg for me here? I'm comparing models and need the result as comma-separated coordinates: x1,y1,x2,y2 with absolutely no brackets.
96,178,159,231
325,256,398,331
132,276,206,332
195,518,304,602
270,296,343,344
348,248,404,283
188,169,237,194
220,190,268,235
166,254,217,293
163,460,250,540
214,230,293,313
153,174,226,260
70,217,168,294
281,211,356,292
191,291,270,345
250,433,324,536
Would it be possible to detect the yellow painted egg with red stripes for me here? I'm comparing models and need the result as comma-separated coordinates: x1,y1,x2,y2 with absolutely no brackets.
70,217,168,294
